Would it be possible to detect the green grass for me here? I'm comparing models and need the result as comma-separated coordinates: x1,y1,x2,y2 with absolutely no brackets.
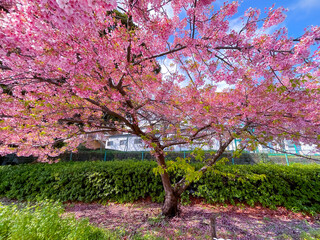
0,200,167,240
0,201,119,240
300,228,320,240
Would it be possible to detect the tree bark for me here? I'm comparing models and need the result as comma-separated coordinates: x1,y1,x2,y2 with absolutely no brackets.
162,189,180,218
155,149,180,218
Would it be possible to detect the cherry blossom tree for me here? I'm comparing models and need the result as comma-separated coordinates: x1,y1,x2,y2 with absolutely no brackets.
0,0,319,217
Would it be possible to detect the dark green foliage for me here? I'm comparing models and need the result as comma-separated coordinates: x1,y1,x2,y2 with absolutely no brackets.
0,161,319,213
195,163,320,214
58,151,107,162
0,161,163,203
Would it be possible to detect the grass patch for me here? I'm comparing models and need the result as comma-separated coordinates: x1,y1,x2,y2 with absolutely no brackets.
300,228,320,240
0,201,118,240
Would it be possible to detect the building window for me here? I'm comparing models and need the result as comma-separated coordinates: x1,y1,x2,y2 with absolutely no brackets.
120,140,127,145
107,141,113,146
134,139,142,144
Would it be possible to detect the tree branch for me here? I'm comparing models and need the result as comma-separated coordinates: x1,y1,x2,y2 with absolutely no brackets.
0,64,11,70
175,135,234,195
133,46,187,65
293,37,320,42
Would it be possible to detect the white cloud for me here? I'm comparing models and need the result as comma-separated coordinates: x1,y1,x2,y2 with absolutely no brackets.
163,2,174,18
228,16,244,32
148,2,174,19
228,15,283,37
213,0,225,8
160,57,192,87
290,0,320,10
257,25,279,36
160,58,177,77
116,0,126,10
215,81,231,92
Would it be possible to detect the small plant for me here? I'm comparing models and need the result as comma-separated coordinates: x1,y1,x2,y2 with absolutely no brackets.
180,191,191,205
300,228,320,240
147,215,166,226
263,216,271,221
277,233,293,240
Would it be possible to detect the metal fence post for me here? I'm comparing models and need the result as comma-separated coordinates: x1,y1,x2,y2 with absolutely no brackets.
232,139,237,165
285,153,289,166
294,144,299,154
142,151,144,161
104,150,107,161
70,152,72,161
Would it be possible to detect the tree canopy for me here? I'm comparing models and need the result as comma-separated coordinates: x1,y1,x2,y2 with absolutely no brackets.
0,0,319,216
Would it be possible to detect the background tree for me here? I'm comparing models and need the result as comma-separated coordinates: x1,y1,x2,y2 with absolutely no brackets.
0,0,319,217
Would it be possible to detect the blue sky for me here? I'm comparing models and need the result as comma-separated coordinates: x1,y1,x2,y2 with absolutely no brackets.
230,0,320,38
161,0,320,40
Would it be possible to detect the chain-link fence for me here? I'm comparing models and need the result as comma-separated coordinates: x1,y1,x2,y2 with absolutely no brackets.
57,150,320,165
57,150,265,164
1,150,319,166
266,153,320,165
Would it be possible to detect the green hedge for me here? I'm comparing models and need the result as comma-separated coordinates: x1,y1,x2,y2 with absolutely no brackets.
0,161,319,213
0,161,163,203
195,164,320,213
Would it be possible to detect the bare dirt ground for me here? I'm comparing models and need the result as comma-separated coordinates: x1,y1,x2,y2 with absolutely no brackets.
63,199,320,240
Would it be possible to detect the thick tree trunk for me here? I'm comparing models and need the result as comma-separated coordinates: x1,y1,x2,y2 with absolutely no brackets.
162,189,180,218
155,149,180,218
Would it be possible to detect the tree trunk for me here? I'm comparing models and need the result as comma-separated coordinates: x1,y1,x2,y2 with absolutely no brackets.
153,137,236,218
162,189,180,218
155,149,180,218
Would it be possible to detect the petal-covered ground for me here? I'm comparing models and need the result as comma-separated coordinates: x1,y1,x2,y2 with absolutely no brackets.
64,200,320,240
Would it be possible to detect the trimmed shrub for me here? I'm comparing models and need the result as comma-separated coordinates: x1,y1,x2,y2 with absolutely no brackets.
0,161,163,203
195,163,320,213
0,161,319,213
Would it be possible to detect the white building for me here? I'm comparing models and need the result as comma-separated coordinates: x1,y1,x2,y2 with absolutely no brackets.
105,134,319,155
106,134,149,151
105,134,219,152
227,139,318,155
